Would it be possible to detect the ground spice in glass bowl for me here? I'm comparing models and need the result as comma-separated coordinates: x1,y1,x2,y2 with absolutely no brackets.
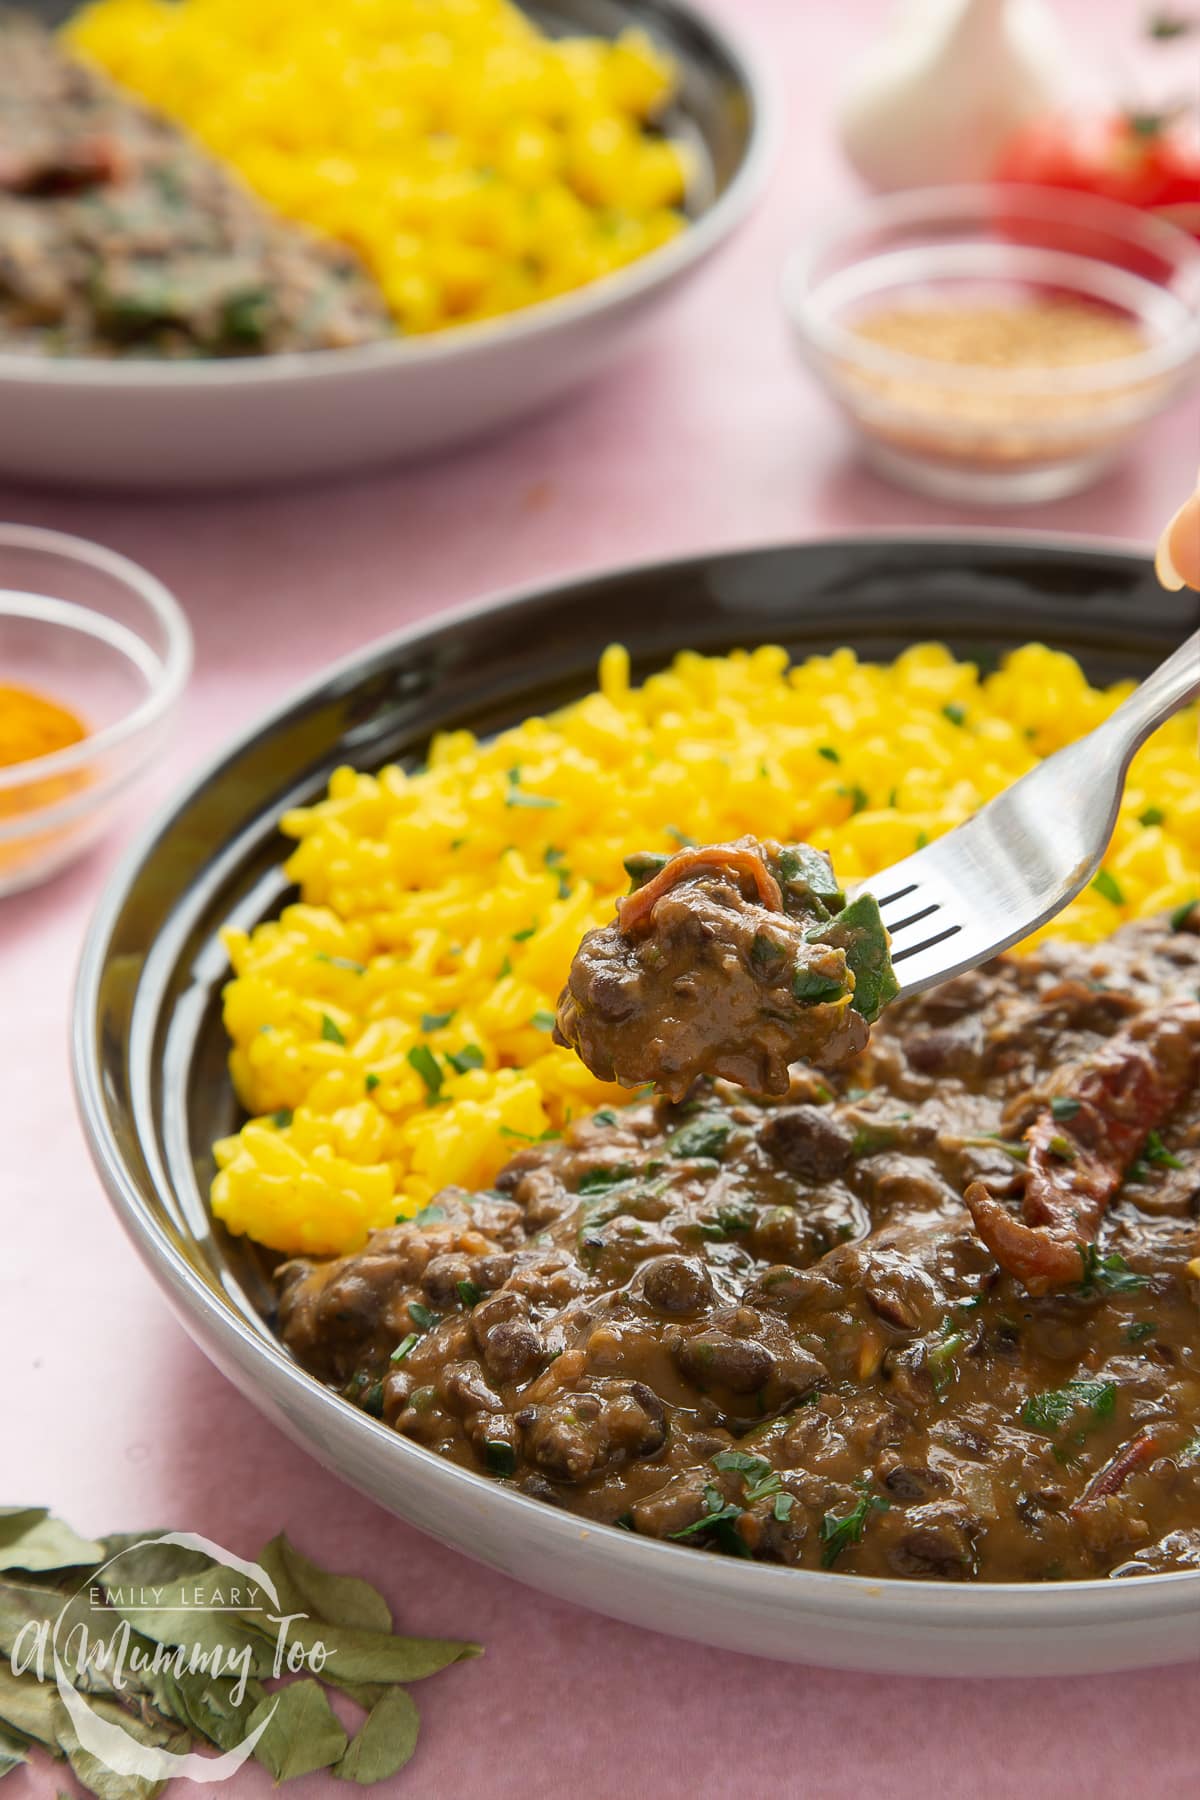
783,185,1200,504
0,525,190,896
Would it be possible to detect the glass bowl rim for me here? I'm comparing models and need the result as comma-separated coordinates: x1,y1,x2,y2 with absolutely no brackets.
782,182,1200,396
0,522,192,796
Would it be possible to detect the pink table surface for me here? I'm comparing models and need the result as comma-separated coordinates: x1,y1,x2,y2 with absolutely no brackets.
4,1,1200,1794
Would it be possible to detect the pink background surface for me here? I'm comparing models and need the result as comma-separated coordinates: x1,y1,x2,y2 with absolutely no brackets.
4,0,1200,1794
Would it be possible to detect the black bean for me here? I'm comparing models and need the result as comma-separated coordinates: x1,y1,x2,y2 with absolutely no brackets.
676,1332,774,1393
641,1255,714,1314
758,1106,854,1182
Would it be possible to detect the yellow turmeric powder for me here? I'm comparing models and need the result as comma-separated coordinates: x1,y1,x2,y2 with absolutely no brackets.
0,684,88,768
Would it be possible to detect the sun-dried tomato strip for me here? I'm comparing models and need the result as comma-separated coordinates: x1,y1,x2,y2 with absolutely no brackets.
965,1000,1200,1295
1071,1430,1161,1514
618,842,783,936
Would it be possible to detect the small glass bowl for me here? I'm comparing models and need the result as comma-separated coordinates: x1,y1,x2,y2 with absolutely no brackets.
0,524,191,895
783,184,1200,504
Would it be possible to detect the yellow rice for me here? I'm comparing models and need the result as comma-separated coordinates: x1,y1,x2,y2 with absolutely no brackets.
212,642,1200,1256
65,0,689,334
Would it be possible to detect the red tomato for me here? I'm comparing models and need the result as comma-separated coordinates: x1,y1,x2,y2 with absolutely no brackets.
994,115,1200,237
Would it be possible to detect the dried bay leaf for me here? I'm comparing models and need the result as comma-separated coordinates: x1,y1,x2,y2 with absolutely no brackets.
335,1687,420,1785
247,1679,348,1781
257,1534,392,1634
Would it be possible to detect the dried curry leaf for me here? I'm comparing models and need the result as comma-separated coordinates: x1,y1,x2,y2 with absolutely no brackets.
0,1580,127,1698
264,1616,481,1685
0,1727,26,1780
99,1561,274,1677
52,1692,187,1800
0,1663,61,1750
335,1686,420,1784
256,1534,392,1634
143,1669,266,1752
247,1678,348,1782
0,1514,104,1574
95,1538,208,1586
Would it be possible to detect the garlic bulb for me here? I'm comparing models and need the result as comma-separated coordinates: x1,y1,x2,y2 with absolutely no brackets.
838,0,1068,191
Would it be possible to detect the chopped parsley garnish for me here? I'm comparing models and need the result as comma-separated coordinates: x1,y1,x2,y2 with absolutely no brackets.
1078,1245,1147,1295
530,1009,556,1032
1145,1128,1185,1170
365,1073,381,1093
456,1279,483,1307
1170,898,1197,931
665,1115,732,1160
1179,1431,1200,1468
390,1332,420,1363
408,1302,439,1330
1138,805,1166,827
668,1484,751,1557
320,1013,346,1045
1047,1133,1076,1162
942,702,966,727
838,783,869,814
270,1108,293,1129
446,1044,485,1075
1020,1379,1116,1436
412,1202,446,1227
512,924,538,942
407,1043,443,1098
1126,1321,1155,1343
1050,1096,1081,1120
315,952,366,973
498,955,512,978
1091,869,1125,906
819,1481,888,1568
506,790,559,810
817,744,840,763
484,1441,516,1476
593,1109,619,1127
712,1450,770,1482
624,850,670,890
666,825,697,848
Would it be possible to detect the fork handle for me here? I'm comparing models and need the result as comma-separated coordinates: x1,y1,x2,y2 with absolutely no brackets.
1099,625,1200,756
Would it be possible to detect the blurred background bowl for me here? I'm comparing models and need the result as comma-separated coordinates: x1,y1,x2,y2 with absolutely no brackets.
1,0,772,493
783,184,1200,505
0,524,191,893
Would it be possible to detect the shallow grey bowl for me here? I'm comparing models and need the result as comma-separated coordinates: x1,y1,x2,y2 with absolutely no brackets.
73,535,1200,1673
3,0,772,490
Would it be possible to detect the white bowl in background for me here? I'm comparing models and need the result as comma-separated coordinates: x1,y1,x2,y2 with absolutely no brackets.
2,0,772,492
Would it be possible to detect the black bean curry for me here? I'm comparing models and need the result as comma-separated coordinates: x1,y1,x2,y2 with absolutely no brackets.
553,837,898,1100
0,14,392,357
278,897,1200,1584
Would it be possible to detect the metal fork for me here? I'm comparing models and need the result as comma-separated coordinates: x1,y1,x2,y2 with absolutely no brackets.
856,626,1200,999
